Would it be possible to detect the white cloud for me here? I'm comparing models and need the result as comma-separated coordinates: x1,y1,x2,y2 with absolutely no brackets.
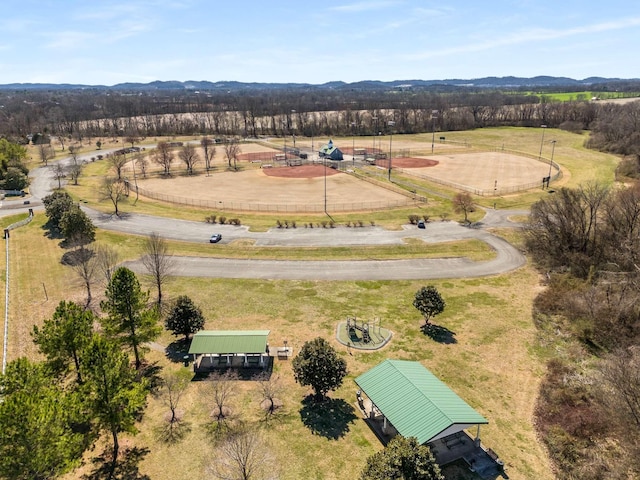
330,1,400,13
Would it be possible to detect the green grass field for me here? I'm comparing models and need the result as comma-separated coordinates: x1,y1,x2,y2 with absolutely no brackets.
11,126,621,480
516,91,640,102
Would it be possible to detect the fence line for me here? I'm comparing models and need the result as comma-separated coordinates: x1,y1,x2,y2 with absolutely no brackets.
2,210,34,374
125,180,423,213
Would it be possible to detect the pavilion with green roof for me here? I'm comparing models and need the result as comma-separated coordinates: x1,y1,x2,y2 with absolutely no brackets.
188,330,270,373
355,359,488,445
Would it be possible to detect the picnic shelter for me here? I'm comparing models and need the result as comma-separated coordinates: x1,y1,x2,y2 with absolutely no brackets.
189,330,270,373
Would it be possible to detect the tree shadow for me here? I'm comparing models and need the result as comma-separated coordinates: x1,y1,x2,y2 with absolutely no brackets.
165,338,192,363
421,323,457,344
60,247,94,266
82,446,150,480
137,361,163,391
299,396,357,440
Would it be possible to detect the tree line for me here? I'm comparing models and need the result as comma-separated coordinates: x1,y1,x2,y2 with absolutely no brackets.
0,85,620,141
525,181,640,479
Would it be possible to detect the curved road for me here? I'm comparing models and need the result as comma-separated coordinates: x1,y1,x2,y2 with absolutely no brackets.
4,149,528,281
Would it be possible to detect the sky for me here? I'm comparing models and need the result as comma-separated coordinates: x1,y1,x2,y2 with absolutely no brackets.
1,0,639,86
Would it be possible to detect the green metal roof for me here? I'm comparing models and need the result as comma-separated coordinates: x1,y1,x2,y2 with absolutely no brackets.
188,330,270,355
355,359,488,444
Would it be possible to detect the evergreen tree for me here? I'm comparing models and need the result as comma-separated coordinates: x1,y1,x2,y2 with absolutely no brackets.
292,337,347,400
101,267,161,369
165,295,205,341
0,358,88,480
60,204,96,249
43,190,74,230
82,336,148,476
32,300,94,383
413,286,446,325
360,436,444,480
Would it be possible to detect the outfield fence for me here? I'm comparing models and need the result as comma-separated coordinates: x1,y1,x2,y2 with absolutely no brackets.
392,143,562,196
125,180,425,213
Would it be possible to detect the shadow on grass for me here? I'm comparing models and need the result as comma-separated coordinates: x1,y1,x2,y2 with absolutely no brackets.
165,338,190,363
137,361,163,392
421,323,457,344
82,446,150,480
299,396,357,440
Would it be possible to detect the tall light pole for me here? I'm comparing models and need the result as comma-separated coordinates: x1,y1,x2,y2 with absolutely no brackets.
372,116,378,155
538,124,547,160
291,110,296,149
431,110,438,154
548,140,556,178
282,120,287,164
388,120,395,181
351,122,357,167
324,152,327,214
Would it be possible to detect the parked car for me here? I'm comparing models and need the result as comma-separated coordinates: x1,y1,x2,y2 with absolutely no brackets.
417,220,426,229
209,233,222,243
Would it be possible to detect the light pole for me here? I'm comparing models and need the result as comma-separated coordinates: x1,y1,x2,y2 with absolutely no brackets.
282,120,287,164
431,110,438,154
548,140,556,178
388,120,395,181
324,153,327,214
372,116,378,155
351,122,357,167
291,110,296,149
538,124,547,160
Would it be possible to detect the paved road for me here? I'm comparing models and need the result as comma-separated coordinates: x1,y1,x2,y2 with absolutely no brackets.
4,149,528,281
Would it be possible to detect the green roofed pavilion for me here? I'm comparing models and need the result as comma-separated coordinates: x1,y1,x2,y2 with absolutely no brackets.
355,359,488,445
188,330,270,355
188,330,270,373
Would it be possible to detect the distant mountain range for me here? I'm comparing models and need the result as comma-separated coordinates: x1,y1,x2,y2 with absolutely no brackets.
0,76,637,91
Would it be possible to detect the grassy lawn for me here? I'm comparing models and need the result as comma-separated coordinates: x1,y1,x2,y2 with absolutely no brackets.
16,126,619,479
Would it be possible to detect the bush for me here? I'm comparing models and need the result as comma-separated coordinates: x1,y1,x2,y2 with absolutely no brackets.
218,216,226,225
408,214,420,224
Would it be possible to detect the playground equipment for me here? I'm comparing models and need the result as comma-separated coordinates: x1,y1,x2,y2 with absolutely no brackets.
346,316,383,344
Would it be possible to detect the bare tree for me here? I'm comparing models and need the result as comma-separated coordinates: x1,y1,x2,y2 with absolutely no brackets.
67,160,83,186
598,346,640,431
157,371,190,442
208,427,276,480
255,373,283,418
71,246,99,307
224,138,242,170
100,177,128,216
141,232,175,306
178,143,200,175
135,153,148,178
38,143,55,166
68,145,79,163
209,370,239,423
94,244,119,288
53,162,66,189
201,136,216,175
452,192,474,225
108,151,128,180
125,135,140,149
153,141,174,176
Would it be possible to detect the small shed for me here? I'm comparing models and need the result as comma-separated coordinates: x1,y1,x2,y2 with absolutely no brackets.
319,139,344,160
189,330,270,372
355,359,488,445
